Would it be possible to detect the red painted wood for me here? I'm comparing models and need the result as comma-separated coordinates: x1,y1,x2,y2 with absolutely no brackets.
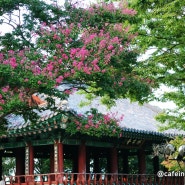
110,147,118,173
4,173,184,185
58,142,64,172
138,149,146,174
28,144,34,175
78,142,86,185
78,142,86,173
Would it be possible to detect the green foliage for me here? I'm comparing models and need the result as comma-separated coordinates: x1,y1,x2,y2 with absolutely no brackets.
131,0,185,129
2,157,15,176
0,0,151,133
161,136,185,171
34,158,50,174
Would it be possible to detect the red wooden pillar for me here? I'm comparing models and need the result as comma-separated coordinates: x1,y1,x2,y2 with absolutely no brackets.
25,143,34,175
138,149,146,174
78,142,86,173
110,147,118,173
77,142,86,185
58,141,64,173
107,147,118,183
138,148,146,183
29,144,34,175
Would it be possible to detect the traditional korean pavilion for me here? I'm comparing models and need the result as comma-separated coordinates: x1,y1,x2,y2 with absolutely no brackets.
0,94,183,185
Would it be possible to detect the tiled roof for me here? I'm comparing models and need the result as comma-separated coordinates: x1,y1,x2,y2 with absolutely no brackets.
2,90,183,140
68,94,161,132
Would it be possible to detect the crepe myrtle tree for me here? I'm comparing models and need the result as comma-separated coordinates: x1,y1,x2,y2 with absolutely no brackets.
0,0,151,136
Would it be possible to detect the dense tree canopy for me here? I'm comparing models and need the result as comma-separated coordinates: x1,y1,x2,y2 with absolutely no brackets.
0,0,151,135
131,0,185,130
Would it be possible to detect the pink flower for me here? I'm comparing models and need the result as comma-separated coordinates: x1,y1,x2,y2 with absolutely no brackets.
58,58,63,64
95,124,99,128
70,48,78,56
9,57,18,69
75,120,80,125
64,72,70,78
53,56,57,60
85,124,90,129
2,86,9,93
83,66,91,74
114,24,123,32
104,114,112,123
88,115,94,119
38,80,42,85
84,33,97,44
0,53,4,60
64,89,72,95
77,61,83,70
93,64,100,71
62,54,68,60
92,59,98,65
119,115,124,121
72,60,78,67
118,82,123,86
56,76,64,84
76,48,89,61
8,50,15,55
64,28,71,36
47,63,54,71
111,37,119,44
107,45,114,51
53,34,60,40
31,61,36,65
71,69,75,74
121,8,137,16
0,99,5,104
56,44,62,49
19,92,24,101
99,39,106,49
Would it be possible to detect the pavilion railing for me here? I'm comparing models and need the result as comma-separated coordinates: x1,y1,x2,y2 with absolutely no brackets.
4,173,184,185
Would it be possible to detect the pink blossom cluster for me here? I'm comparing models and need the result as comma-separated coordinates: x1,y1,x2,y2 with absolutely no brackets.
0,0,139,114
2,57,18,69
0,86,15,110
78,112,123,129
70,110,124,137
0,94,5,110
87,1,137,16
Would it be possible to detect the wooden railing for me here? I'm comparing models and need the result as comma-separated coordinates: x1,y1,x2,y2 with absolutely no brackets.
3,173,184,185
